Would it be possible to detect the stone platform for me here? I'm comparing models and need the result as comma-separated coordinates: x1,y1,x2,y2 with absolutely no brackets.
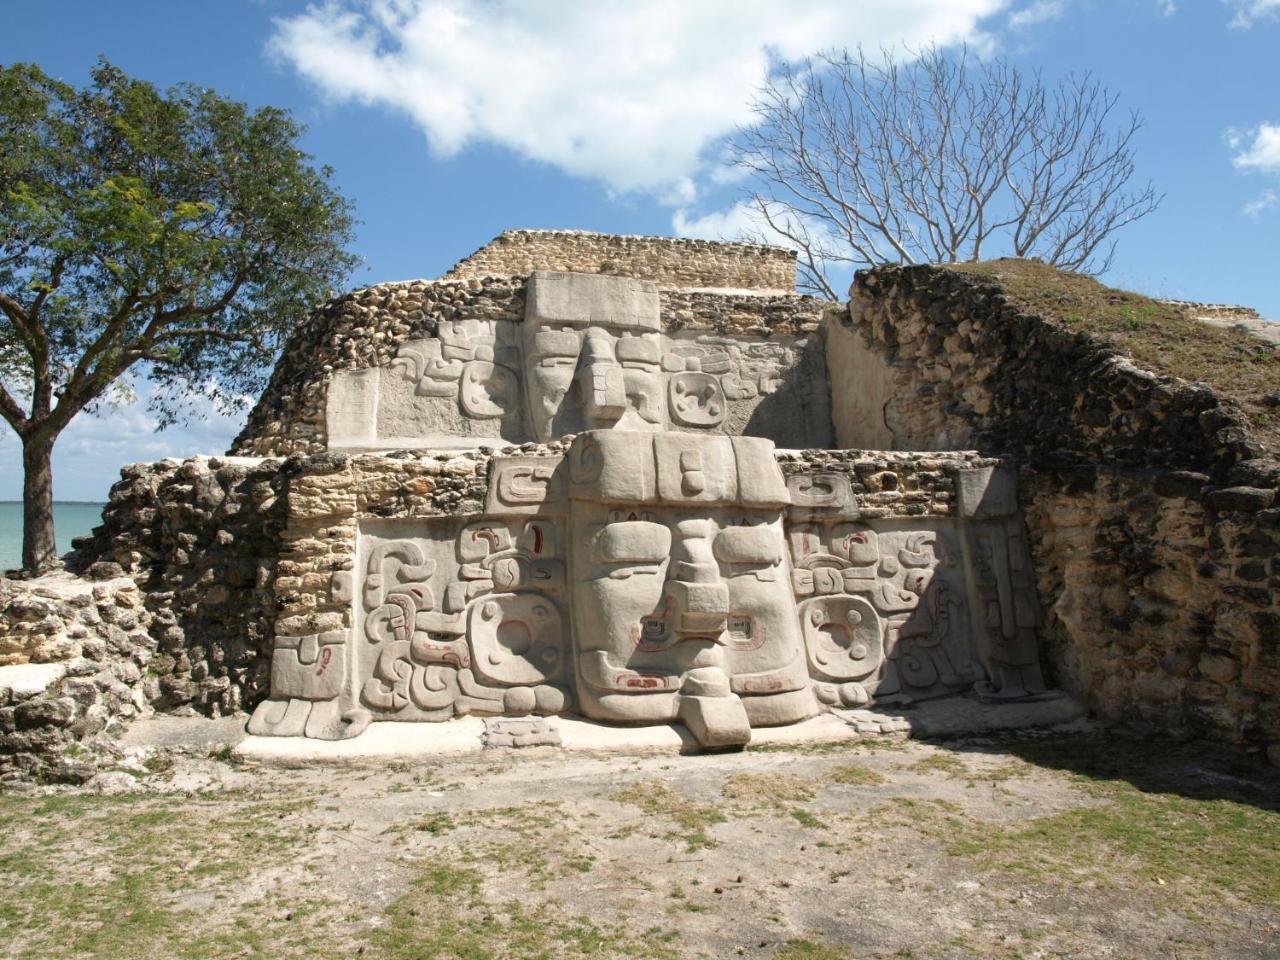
117,694,1085,765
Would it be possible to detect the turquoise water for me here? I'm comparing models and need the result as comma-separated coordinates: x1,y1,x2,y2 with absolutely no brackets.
0,502,107,570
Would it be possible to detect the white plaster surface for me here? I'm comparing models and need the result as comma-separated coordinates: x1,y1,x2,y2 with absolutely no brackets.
0,661,67,699
220,695,1086,764
234,717,487,762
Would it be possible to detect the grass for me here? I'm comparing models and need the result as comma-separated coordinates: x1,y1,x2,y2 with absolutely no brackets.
0,792,339,960
1,733,1275,959
827,763,886,786
721,772,817,805
947,259,1280,447
936,735,1280,913
370,862,677,960
610,779,727,851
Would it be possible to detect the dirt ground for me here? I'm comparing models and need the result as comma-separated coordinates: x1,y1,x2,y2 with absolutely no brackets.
1,726,1277,960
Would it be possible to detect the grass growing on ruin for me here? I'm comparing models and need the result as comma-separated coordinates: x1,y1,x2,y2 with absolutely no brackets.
947,259,1280,445
610,779,727,851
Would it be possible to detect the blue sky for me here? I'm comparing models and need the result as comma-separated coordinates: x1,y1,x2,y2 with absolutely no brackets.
1,0,1278,502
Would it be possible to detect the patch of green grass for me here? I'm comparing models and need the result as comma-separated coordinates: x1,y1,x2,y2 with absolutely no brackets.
370,861,676,960
0,793,338,960
828,763,885,786
775,939,850,959
790,808,826,829
947,782,1280,909
389,810,457,836
906,753,969,778
611,780,726,851
932,735,1280,914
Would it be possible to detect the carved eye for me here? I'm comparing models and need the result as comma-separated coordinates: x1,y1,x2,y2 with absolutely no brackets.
593,521,672,564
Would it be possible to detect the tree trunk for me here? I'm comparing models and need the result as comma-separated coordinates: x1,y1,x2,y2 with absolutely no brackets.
21,430,58,574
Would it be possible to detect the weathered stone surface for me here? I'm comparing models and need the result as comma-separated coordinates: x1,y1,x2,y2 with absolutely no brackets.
834,263,1278,762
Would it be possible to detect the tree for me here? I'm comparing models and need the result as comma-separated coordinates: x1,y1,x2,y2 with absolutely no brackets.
731,46,1162,298
0,61,357,573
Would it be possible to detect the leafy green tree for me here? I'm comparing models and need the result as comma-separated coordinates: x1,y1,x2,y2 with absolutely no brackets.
0,61,357,572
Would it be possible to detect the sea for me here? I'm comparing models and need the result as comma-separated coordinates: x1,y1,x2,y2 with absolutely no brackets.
0,502,107,571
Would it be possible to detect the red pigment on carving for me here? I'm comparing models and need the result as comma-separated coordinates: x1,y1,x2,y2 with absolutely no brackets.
472,528,501,551
739,677,784,693
316,646,332,676
533,526,544,554
623,676,663,689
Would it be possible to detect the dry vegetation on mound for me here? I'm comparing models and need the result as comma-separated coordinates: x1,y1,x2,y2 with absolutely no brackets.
947,259,1280,451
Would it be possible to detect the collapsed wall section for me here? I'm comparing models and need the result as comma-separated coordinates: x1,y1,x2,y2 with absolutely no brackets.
829,263,1280,762
0,455,288,782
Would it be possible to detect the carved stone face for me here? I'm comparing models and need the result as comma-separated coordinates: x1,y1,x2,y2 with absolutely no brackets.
523,271,665,441
567,431,814,729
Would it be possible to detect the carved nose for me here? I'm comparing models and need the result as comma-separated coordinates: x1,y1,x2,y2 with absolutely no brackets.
665,519,729,637
578,335,626,423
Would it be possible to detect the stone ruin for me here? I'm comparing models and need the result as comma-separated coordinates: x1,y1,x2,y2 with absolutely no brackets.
5,229,1276,781
241,238,1048,750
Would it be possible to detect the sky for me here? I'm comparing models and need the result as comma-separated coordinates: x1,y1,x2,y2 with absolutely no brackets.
1,0,1278,502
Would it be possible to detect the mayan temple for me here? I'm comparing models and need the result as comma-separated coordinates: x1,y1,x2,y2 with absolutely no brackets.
223,229,1046,750
2,229,1276,778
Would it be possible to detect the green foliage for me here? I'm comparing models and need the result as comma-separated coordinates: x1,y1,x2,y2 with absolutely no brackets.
0,59,357,430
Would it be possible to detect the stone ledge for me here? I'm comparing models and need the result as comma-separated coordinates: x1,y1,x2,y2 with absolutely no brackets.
208,694,1086,765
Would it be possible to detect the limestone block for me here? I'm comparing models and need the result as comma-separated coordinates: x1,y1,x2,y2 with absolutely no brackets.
269,630,347,701
957,465,1018,519
485,455,566,516
525,271,660,331
326,367,379,448
483,716,562,748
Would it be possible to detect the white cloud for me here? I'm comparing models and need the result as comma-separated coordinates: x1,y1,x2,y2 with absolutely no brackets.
673,201,853,296
674,202,774,245
270,0,1008,195
1243,189,1279,217
1008,1,1065,30
1232,123,1280,172
1157,0,1177,15
1226,0,1280,27
0,380,246,502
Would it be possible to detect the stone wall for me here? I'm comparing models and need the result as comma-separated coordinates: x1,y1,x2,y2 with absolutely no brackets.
829,264,1280,762
1024,466,1279,759
0,575,154,783
86,455,290,714
829,266,1265,474
443,229,797,292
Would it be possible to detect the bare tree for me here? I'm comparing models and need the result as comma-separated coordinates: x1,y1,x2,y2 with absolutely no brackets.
731,46,1162,298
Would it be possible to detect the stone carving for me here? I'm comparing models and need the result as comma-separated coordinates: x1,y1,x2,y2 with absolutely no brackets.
523,272,666,440
785,497,1046,709
352,529,568,721
325,271,832,450
327,319,526,449
253,264,1051,750
568,431,815,748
